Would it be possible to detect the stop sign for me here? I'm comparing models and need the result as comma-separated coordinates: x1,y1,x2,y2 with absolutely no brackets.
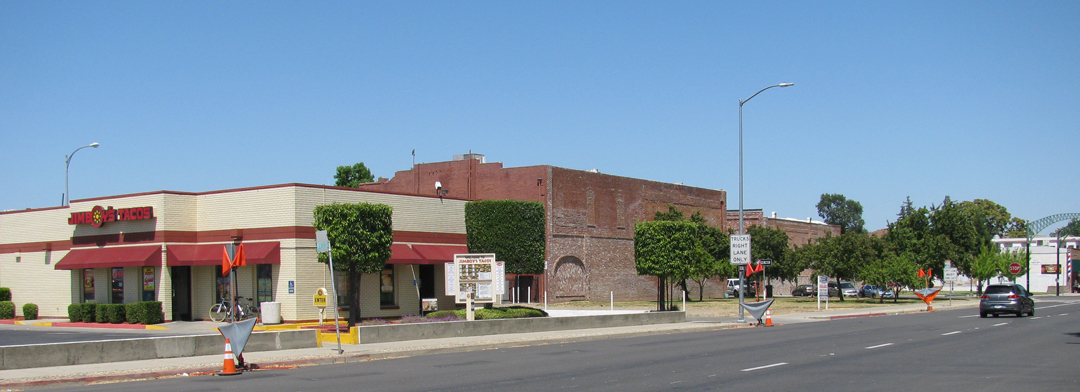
1009,262,1022,274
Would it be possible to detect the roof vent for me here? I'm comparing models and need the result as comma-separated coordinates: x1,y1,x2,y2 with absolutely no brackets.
453,153,485,163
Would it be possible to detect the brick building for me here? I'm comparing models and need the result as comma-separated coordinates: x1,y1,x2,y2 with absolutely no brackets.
358,154,730,302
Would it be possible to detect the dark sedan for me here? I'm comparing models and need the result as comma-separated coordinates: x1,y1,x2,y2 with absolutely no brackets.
791,284,814,297
980,283,1035,318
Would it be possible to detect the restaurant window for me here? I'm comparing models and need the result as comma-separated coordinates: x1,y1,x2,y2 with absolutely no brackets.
110,267,124,304
215,267,231,304
83,268,95,302
142,267,156,301
380,266,395,306
257,264,273,304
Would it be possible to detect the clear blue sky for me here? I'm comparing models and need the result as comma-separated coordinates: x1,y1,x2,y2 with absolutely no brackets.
3,1,1077,233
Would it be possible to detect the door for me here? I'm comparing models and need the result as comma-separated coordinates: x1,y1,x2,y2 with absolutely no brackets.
419,265,435,299
171,266,192,321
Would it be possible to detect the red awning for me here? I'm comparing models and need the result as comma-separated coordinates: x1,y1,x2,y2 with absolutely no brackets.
411,244,469,264
166,242,281,266
54,245,162,270
387,244,428,265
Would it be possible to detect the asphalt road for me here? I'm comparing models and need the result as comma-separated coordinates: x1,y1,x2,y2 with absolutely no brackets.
53,297,1080,391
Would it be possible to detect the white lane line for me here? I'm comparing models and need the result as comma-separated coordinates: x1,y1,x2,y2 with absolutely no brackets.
741,362,788,372
1059,313,1068,316
941,331,961,336
993,323,1008,327
865,343,894,349
1031,316,1043,319
958,315,979,318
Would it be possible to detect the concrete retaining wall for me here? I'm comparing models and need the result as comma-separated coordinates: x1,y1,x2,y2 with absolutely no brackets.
355,311,684,344
0,329,317,370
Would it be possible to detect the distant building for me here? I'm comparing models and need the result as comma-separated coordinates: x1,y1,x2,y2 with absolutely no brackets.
993,235,1079,293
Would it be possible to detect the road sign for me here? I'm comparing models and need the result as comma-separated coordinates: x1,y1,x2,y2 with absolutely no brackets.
943,268,958,283
1009,262,1022,275
817,275,829,297
730,234,751,265
759,259,772,266
315,230,330,254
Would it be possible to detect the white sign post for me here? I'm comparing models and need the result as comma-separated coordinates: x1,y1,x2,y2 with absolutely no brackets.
944,266,958,307
817,275,829,310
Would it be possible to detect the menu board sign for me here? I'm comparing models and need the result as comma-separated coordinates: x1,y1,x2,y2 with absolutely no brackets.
451,253,498,304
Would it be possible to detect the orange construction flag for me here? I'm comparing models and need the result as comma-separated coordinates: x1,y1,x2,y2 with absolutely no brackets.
233,243,246,268
917,268,925,278
222,246,231,276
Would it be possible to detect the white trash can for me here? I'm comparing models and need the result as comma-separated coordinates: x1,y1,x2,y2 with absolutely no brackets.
261,301,281,324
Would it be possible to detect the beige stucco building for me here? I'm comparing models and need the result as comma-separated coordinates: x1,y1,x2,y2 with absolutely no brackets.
0,184,467,322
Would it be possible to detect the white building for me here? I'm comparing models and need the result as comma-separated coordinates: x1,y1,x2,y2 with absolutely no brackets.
992,235,1079,293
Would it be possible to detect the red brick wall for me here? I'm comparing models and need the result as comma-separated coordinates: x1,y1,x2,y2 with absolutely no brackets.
359,157,732,302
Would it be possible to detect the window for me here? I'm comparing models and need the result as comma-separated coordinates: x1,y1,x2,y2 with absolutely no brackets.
257,264,273,304
110,267,124,304
215,267,231,303
83,268,95,302
380,266,395,306
142,267,155,301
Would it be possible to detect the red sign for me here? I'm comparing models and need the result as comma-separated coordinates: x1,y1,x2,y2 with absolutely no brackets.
1008,262,1022,275
68,206,154,227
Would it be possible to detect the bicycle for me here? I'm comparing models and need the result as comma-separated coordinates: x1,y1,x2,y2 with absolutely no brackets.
209,296,261,323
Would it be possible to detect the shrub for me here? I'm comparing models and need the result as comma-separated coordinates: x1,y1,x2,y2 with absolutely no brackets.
94,303,108,323
131,302,163,324
0,287,10,301
22,303,38,320
425,310,461,319
424,306,547,321
106,304,126,324
0,301,14,319
68,303,83,322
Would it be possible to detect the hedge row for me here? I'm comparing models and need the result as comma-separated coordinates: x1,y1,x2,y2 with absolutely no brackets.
0,301,13,319
66,301,164,324
0,287,10,301
426,306,547,320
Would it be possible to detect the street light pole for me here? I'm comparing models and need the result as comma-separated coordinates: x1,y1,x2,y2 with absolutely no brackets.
64,142,99,206
736,83,792,323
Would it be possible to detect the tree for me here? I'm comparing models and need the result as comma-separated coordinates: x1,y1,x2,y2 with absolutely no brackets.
957,199,1014,238
930,197,988,281
746,225,796,287
1006,217,1029,238
885,253,922,303
634,221,706,310
810,232,877,302
334,163,374,188
465,200,546,274
654,205,685,222
970,245,1005,295
816,193,866,234
1053,218,1080,237
692,225,734,301
999,248,1028,283
312,202,393,326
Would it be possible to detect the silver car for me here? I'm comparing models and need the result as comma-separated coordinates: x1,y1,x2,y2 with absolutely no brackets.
979,283,1035,318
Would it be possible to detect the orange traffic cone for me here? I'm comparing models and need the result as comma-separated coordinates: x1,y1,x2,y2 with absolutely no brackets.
764,309,774,327
218,338,241,376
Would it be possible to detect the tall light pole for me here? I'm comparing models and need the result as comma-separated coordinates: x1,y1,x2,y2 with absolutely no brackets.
736,83,792,323
65,142,99,206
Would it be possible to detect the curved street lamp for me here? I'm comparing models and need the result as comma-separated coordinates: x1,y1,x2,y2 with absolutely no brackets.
65,142,99,206
736,83,793,323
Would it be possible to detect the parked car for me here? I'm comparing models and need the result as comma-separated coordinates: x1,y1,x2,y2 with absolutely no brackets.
828,281,858,297
791,284,814,297
980,283,1035,318
727,278,756,297
858,284,885,298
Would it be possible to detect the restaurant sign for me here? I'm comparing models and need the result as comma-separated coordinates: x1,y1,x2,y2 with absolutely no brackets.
68,206,154,227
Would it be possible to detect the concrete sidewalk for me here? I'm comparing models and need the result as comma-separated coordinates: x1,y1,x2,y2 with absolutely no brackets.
0,299,991,389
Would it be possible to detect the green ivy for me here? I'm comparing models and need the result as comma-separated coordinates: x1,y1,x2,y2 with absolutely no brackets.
465,200,546,274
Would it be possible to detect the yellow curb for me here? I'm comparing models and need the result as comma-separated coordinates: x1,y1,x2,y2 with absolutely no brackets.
145,325,169,330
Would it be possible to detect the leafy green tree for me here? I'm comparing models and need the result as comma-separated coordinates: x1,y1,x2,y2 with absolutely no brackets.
1006,218,1029,238
654,205,685,222
313,202,393,326
885,253,921,303
691,225,734,300
334,163,374,188
1053,218,1080,237
816,193,866,234
634,221,705,310
860,245,908,304
957,199,1014,238
465,200,546,274
930,197,989,280
970,245,1005,295
810,232,877,302
999,248,1028,283
746,225,797,288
